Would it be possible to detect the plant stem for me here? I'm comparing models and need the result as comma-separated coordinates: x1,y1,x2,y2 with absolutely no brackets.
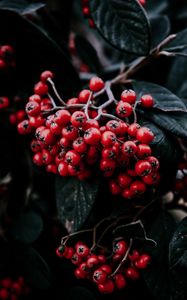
47,78,67,106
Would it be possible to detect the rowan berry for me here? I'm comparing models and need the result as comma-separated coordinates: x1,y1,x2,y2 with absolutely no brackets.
121,89,136,104
116,101,133,118
140,94,154,108
89,77,104,92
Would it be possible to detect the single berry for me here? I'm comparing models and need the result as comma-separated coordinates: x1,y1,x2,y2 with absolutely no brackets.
98,280,115,294
93,269,107,284
101,131,117,148
71,111,86,127
113,240,128,256
79,89,92,104
140,94,154,108
136,127,154,144
121,89,136,104
130,180,146,195
135,160,152,176
114,273,127,289
121,141,137,156
84,127,101,145
89,77,104,92
40,70,54,82
116,101,133,118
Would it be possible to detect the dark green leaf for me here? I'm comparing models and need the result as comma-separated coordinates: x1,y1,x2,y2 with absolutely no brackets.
143,211,176,300
169,217,187,300
55,177,100,233
10,210,43,244
113,220,156,246
75,35,102,74
162,28,187,54
146,0,168,16
16,247,51,289
0,0,45,14
89,0,151,55
150,15,170,48
132,80,187,112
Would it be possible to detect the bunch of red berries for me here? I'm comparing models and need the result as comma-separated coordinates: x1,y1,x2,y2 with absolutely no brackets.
0,276,29,300
56,239,151,294
17,70,160,200
174,160,187,199
0,45,15,70
81,0,95,28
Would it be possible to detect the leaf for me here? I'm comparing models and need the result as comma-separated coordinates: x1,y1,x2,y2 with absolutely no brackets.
0,0,45,15
132,80,187,112
146,0,168,16
169,217,187,300
150,15,170,48
16,247,51,289
10,210,43,244
55,177,100,233
113,220,156,246
143,211,176,300
89,0,151,56
74,35,102,74
162,28,187,54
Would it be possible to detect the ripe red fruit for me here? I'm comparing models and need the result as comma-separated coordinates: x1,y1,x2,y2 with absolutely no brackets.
102,147,118,160
130,180,146,195
118,173,132,188
74,268,86,279
135,160,152,176
46,164,58,174
42,149,53,165
73,137,87,153
58,162,69,176
65,150,81,166
129,250,140,261
39,129,55,145
100,265,112,274
84,119,99,130
147,156,160,171
89,77,105,92
106,120,122,135
33,152,43,166
87,255,99,268
71,253,83,265
76,244,90,258
34,81,48,96
0,96,9,109
137,144,152,158
114,273,127,289
128,123,141,137
62,124,78,140
29,94,41,103
140,94,154,108
122,188,134,199
40,70,54,82
26,101,40,116
116,101,133,118
0,289,9,300
84,127,101,145
121,89,136,104
136,127,154,144
71,111,86,127
113,240,128,256
143,172,160,185
98,280,115,294
126,267,140,280
100,159,116,174
121,141,137,156
54,109,71,126
17,120,32,135
109,180,122,195
101,131,117,147
135,254,151,269
78,89,92,103
93,269,107,284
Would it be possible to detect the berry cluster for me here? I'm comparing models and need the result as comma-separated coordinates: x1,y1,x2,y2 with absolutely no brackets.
0,277,29,300
17,70,160,200
0,45,15,70
56,239,151,294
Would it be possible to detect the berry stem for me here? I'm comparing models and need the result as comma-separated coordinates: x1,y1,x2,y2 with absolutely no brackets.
61,228,93,244
47,78,67,106
84,91,93,120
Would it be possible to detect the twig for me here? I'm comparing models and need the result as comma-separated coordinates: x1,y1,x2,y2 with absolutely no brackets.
47,78,67,106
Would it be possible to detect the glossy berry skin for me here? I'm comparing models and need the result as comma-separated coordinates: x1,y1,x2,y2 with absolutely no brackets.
141,94,154,108
136,127,154,144
34,81,48,96
135,254,151,269
122,141,137,156
89,76,104,92
98,280,115,294
42,149,53,165
143,172,160,185
109,180,122,195
58,162,69,176
62,125,78,141
93,269,107,284
116,101,133,118
71,253,83,265
137,144,152,158
87,255,99,268
130,180,146,195
76,244,90,258
118,173,132,188
121,89,136,104
122,188,134,199
114,273,127,289
74,268,86,279
46,164,57,174
78,89,92,103
33,152,43,166
0,96,9,109
29,94,41,103
40,70,53,82
101,131,117,147
84,127,101,145
71,111,86,127
126,267,140,281
54,109,71,126
100,265,112,274
135,160,152,176
84,119,99,130
147,156,160,171
128,123,141,137
17,120,31,135
102,147,118,160
100,159,116,173
106,120,122,135
73,137,87,153
65,150,81,166
113,240,128,256
129,250,140,262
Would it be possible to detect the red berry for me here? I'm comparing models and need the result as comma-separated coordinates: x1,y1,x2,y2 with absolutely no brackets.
84,119,99,130
34,81,48,96
100,159,116,175
39,129,55,145
113,240,128,256
58,161,69,176
106,120,122,135
140,94,154,108
128,123,141,137
118,173,132,188
71,253,83,265
9,113,17,124
121,141,137,156
143,172,160,185
82,6,90,17
16,110,26,121
17,120,32,135
114,273,127,289
65,247,75,259
147,156,160,171
74,268,85,279
87,255,99,268
100,265,112,274
89,77,104,92
29,115,44,127
0,96,9,109
65,150,81,166
135,254,151,269
76,244,90,258
30,139,41,153
46,164,57,174
137,144,152,158
130,180,146,195
54,109,71,126
135,160,152,176
101,131,116,147
33,152,43,166
98,280,114,294
71,111,86,127
62,124,78,140
98,255,106,264
126,267,140,280
29,94,41,103
84,127,101,145
0,288,9,300
122,188,134,199
121,89,136,104
129,250,140,261
50,122,61,135
93,269,107,284
73,137,87,153
42,149,53,165
109,180,122,195
79,89,92,104
102,146,118,160
136,127,154,144
116,101,133,118
40,70,54,82
26,101,40,116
